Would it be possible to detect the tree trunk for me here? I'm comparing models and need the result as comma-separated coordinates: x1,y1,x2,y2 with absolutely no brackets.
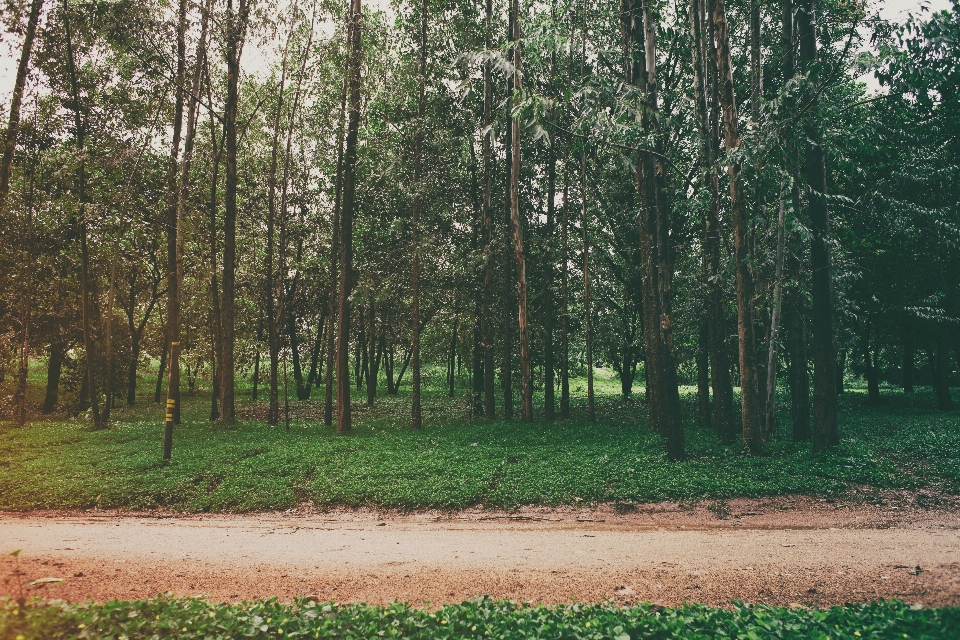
220,0,248,423
933,334,953,410
796,0,838,450
43,344,65,414
764,198,787,437
560,161,570,419
580,147,595,423
0,0,43,208
710,0,761,455
410,0,427,429
864,338,880,404
836,348,845,394
509,0,532,423
63,0,103,429
902,326,915,394
337,0,363,433
624,0,684,459
125,281,142,406
154,321,166,403
162,0,188,458
690,0,736,443
325,75,346,424
543,17,557,421
785,292,810,440
697,320,711,429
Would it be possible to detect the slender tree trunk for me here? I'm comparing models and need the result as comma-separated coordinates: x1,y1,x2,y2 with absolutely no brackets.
796,0,838,450
902,324,915,394
448,317,458,397
63,0,102,429
162,0,188,458
764,198,787,437
220,0,248,422
697,320,711,429
581,147,594,423
624,0,684,459
154,317,166,403
410,0,427,429
509,0,533,423
15,146,35,427
933,332,953,410
836,348,845,394
690,0,736,443
710,0,761,455
560,162,570,418
102,232,121,422
480,0,496,420
785,292,810,440
543,12,557,421
0,0,43,208
43,343,65,414
337,0,363,433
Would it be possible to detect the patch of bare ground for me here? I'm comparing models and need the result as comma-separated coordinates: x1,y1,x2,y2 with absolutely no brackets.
2,497,958,608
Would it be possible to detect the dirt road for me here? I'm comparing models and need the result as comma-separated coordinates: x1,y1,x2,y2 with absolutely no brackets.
2,500,959,608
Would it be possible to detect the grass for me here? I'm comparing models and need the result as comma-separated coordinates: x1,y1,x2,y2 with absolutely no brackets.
2,596,958,639
0,366,958,512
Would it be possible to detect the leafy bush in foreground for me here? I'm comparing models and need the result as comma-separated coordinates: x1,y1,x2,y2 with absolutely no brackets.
1,596,956,639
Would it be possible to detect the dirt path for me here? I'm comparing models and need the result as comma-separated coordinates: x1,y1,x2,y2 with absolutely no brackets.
2,500,959,608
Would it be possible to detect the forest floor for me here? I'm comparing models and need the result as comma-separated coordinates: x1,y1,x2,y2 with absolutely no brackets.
2,498,959,608
0,371,958,512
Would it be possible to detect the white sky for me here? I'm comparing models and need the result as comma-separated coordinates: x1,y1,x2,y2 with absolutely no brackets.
0,0,953,112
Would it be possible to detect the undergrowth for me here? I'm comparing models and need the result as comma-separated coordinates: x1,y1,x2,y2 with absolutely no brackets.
1,596,957,639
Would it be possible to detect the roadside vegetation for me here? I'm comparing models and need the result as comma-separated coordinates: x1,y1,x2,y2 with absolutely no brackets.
2,596,957,639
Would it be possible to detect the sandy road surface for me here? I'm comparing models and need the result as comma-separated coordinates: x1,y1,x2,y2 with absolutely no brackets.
2,501,959,608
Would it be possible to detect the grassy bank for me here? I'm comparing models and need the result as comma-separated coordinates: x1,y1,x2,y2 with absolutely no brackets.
2,596,958,640
0,368,958,512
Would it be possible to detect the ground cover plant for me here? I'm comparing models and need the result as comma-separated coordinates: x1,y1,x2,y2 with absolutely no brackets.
1,367,957,513
2,596,957,639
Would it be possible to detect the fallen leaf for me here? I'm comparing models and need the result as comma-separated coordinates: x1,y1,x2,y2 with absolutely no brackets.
28,577,64,586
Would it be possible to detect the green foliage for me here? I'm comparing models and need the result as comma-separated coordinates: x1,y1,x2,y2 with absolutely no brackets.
1,372,957,512
1,596,957,639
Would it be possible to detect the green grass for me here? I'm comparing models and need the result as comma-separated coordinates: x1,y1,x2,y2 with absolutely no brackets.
1,596,957,639
0,366,958,512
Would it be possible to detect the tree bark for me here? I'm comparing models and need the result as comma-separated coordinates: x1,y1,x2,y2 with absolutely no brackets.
163,0,188,458
933,333,953,410
43,343,65,414
580,146,594,423
796,0,838,451
337,0,363,433
478,0,496,420
410,0,427,429
902,324,915,394
220,0,248,422
560,159,570,418
697,319,711,429
785,292,810,440
63,0,103,429
625,0,684,459
0,0,43,208
509,0,532,423
710,0,761,455
764,198,787,437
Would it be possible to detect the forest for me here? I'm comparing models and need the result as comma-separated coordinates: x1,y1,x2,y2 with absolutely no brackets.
0,0,957,466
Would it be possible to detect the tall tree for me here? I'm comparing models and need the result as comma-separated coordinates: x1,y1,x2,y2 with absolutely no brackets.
710,0,762,455
220,0,250,422
796,0,839,451
509,0,533,423
336,0,363,433
410,0,428,429
163,0,188,458
0,0,43,208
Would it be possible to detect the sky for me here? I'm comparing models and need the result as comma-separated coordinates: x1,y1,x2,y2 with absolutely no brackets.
0,0,953,115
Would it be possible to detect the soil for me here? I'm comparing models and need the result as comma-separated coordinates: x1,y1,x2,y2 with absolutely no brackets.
2,497,959,608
